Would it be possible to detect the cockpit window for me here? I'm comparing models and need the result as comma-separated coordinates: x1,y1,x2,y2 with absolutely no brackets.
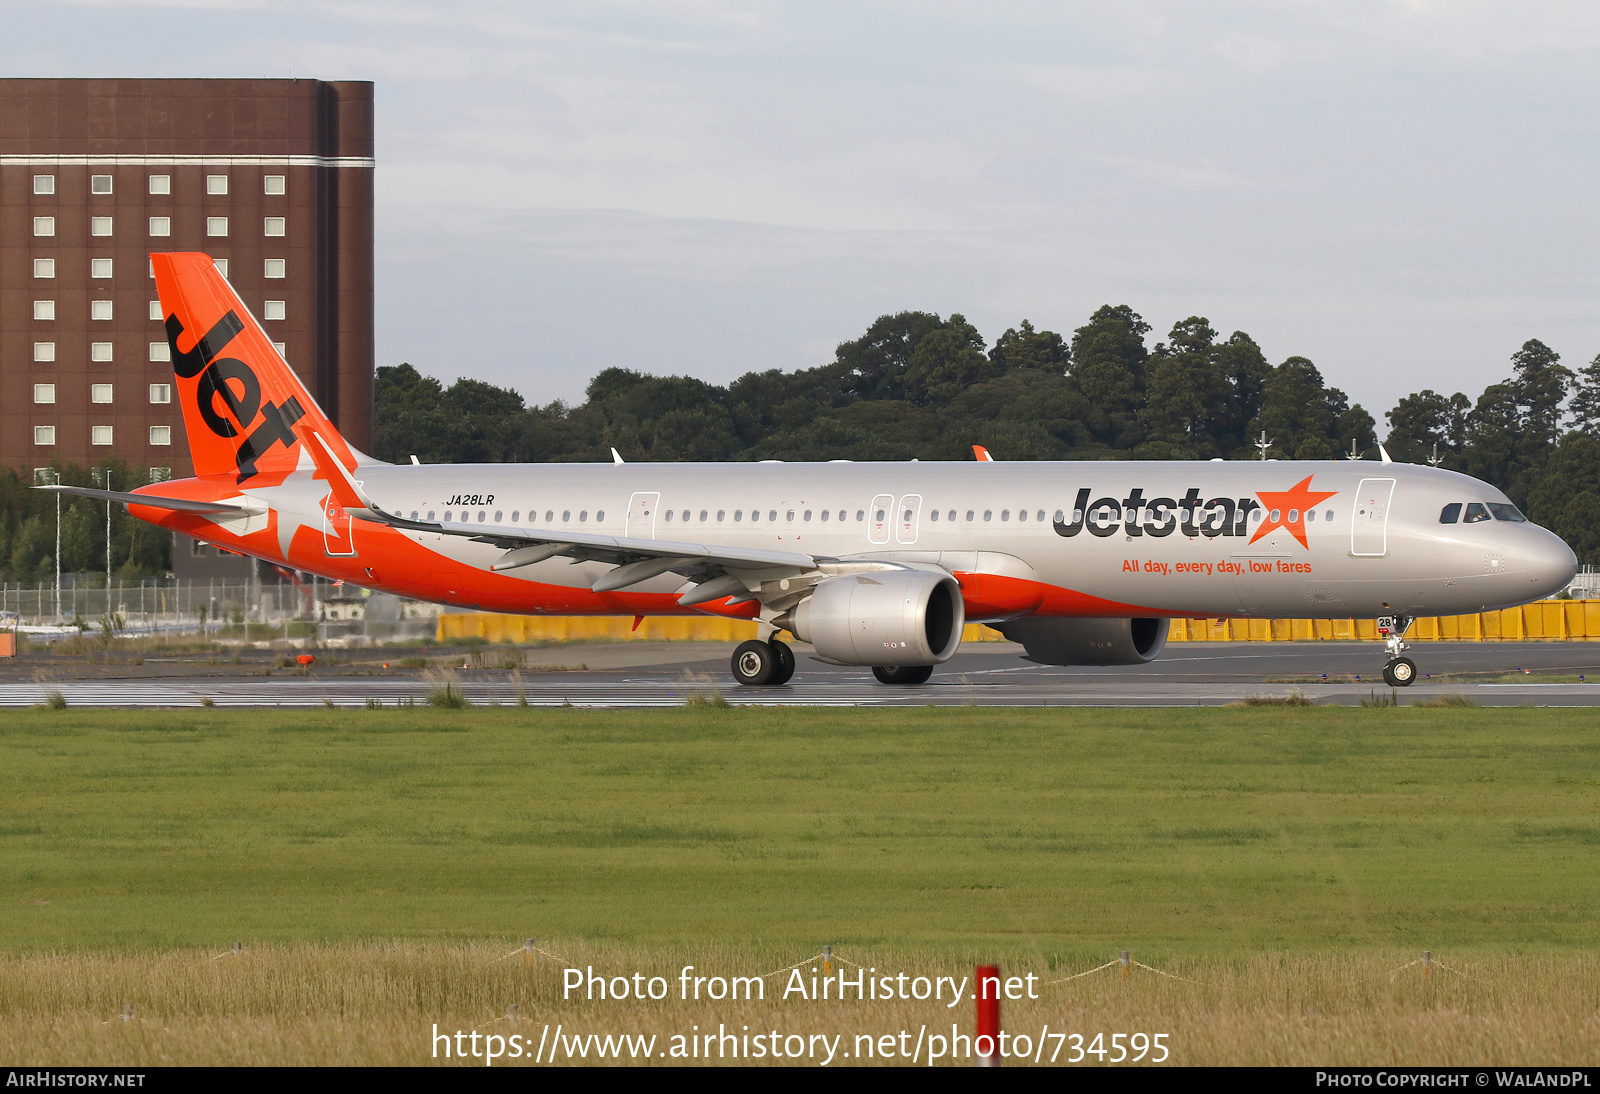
1463,502,1491,523
1439,503,1461,524
1487,502,1527,523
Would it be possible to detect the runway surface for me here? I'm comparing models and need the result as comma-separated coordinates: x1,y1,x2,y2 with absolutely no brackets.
4,641,1600,707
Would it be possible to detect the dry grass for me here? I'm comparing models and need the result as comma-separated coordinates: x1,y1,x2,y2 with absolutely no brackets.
1,944,1597,1066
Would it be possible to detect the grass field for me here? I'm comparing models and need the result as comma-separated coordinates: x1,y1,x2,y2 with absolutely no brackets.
2,704,1598,1065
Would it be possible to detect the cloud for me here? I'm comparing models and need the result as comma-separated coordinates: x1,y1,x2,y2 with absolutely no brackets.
1018,64,1162,99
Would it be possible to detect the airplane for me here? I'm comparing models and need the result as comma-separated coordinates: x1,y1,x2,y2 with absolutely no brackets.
43,253,1580,689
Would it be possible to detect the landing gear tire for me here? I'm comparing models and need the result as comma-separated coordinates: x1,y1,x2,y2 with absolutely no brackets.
1383,657,1417,687
769,640,796,685
732,640,777,686
872,665,933,686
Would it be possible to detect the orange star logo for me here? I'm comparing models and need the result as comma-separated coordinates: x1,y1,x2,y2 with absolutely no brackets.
1250,476,1338,549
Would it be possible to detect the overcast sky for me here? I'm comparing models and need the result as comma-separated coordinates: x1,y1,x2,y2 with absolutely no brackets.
11,1,1600,421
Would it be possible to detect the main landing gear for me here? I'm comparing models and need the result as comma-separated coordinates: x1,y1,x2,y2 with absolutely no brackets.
731,638,795,686
1378,613,1418,687
872,665,933,686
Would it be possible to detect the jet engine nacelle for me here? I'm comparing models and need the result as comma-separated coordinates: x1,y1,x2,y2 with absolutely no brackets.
791,570,965,666
993,616,1168,666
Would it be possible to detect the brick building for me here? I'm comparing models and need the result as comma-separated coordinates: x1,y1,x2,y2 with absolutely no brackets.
0,78,374,485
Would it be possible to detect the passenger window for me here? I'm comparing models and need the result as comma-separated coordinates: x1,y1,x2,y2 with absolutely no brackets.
734,510,743,522
427,511,436,521
665,510,674,522
1463,503,1491,524
1017,509,1027,522
1053,510,1064,524
597,510,605,521
494,511,503,522
875,508,885,521
579,510,588,522
1487,503,1526,523
769,510,778,522
821,509,830,522
717,510,726,521
949,510,957,521
803,510,812,521
929,509,939,522
1036,509,1044,522
562,510,571,522
786,510,794,522
700,510,708,522
966,510,975,521
856,510,864,521
1307,510,1316,522
545,510,554,522
984,510,993,521
842,510,850,521
1001,510,1010,521
1439,503,1461,524
681,510,690,522
1323,509,1333,522
750,509,760,523
510,511,519,522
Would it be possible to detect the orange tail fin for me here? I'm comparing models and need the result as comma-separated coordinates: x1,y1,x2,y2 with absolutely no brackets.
152,252,357,484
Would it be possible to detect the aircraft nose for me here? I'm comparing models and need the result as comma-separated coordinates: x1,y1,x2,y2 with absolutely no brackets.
1526,527,1578,599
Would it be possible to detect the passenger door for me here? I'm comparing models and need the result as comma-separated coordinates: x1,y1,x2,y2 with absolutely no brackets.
1350,478,1396,557
626,492,660,540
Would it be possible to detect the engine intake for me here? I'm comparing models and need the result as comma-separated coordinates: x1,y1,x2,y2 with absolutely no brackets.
791,570,964,666
993,617,1168,666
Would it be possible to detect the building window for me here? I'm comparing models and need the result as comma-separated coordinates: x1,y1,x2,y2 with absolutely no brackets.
91,258,113,278
91,342,114,362
264,217,286,237
264,175,286,195
149,384,171,404
34,342,55,362
206,174,228,195
149,426,171,446
91,217,113,236
33,300,55,321
149,467,171,481
33,384,56,404
91,300,113,320
148,217,171,237
206,217,228,237
149,342,171,362
91,384,114,404
149,174,171,195
91,425,114,446
34,259,55,278
33,217,54,237
213,259,229,277
272,342,287,357
148,300,162,321
35,426,56,446
264,258,286,278
91,174,113,195
263,300,286,320
34,174,55,195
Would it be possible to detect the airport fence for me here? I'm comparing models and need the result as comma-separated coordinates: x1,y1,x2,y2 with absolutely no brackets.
437,601,1600,645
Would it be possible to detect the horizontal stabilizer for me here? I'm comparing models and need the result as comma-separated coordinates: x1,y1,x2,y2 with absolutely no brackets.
34,485,264,515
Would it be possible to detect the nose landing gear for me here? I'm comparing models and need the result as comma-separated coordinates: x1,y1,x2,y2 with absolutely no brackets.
1377,614,1417,687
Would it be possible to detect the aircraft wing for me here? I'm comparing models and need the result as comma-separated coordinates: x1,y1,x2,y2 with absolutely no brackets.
364,509,827,605
34,485,266,516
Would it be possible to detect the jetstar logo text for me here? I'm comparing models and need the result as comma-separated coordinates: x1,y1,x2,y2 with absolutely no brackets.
1054,479,1337,549
166,310,305,484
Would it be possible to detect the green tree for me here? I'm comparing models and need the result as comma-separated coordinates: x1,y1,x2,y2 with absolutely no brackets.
903,314,995,406
1069,305,1150,449
989,320,1068,373
1138,316,1227,458
1250,357,1341,460
1526,432,1600,566
1565,353,1600,435
1384,389,1471,466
